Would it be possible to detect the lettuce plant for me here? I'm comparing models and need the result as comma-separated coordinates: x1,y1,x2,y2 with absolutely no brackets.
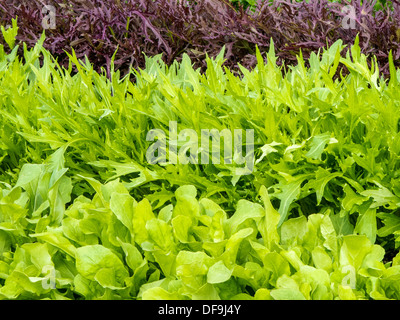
1,163,400,299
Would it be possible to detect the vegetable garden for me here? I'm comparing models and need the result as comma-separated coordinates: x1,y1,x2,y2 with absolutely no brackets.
1,0,400,300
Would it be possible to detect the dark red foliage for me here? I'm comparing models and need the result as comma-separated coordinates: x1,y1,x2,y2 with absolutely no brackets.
0,0,399,77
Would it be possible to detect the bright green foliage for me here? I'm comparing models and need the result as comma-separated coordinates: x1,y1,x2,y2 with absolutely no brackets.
1,24,400,300
1,173,400,300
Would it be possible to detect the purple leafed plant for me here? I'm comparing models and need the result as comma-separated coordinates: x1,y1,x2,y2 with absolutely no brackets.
0,0,399,77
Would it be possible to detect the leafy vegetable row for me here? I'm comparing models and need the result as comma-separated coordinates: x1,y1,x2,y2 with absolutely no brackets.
231,0,396,11
1,159,400,299
1,0,400,77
